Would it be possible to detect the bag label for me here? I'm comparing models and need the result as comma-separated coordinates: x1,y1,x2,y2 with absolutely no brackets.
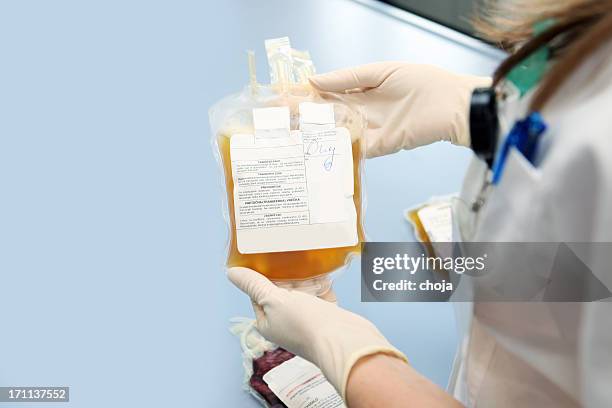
417,202,453,243
230,104,357,254
263,356,346,408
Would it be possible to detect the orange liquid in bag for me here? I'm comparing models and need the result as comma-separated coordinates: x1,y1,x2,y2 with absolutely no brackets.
218,134,365,281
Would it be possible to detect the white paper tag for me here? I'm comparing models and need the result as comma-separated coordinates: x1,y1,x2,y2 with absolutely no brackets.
263,356,346,408
299,102,335,131
253,106,292,142
417,202,453,243
230,104,357,254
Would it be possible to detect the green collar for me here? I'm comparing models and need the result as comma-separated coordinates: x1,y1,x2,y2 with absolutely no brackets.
506,19,555,96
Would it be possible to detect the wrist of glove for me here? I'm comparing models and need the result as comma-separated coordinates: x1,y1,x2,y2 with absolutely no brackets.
309,62,492,157
227,267,408,399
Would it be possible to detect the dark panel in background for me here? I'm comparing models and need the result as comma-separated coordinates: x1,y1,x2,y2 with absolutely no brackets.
381,0,479,37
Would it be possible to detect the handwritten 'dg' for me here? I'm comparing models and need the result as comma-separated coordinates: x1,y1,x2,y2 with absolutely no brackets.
305,139,336,171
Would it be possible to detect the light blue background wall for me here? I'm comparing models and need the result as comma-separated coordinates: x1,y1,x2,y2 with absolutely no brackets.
0,0,500,406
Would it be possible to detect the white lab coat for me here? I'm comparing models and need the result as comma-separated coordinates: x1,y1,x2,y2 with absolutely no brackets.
449,39,612,407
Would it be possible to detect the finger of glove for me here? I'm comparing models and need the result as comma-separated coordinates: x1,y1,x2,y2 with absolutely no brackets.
309,62,399,93
250,300,271,334
310,89,363,110
227,267,277,304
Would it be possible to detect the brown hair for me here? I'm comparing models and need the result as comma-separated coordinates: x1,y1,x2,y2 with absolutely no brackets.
474,0,612,111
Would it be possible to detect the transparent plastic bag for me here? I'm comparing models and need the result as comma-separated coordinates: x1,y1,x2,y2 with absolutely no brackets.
209,37,366,294
230,318,345,408
230,317,280,407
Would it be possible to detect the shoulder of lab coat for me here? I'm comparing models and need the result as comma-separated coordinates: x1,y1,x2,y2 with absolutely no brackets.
480,37,612,244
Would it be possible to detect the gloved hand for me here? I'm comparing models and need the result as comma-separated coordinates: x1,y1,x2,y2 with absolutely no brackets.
227,267,408,399
309,62,491,157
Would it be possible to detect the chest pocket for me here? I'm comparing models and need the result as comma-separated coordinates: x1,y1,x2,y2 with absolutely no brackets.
475,148,545,242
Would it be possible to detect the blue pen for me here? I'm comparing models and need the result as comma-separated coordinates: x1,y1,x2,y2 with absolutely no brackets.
491,112,547,184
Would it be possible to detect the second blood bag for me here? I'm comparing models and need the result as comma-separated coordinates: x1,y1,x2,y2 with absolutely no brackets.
210,38,366,293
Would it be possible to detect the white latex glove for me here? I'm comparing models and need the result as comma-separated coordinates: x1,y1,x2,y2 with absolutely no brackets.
227,266,408,399
309,62,491,157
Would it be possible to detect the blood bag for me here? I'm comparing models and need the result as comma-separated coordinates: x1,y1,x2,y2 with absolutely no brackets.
230,318,345,408
210,37,366,293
